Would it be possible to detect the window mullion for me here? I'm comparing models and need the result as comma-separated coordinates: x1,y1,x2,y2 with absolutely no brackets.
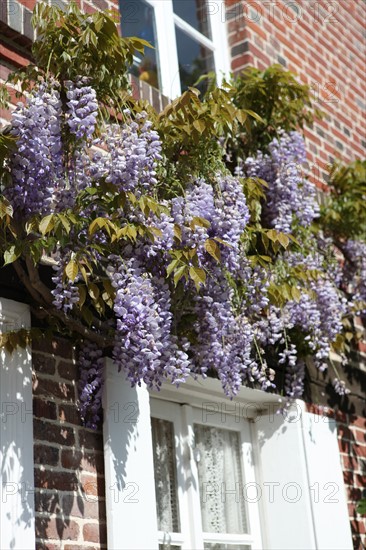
153,0,181,98
207,0,231,86
180,404,205,550
173,14,215,49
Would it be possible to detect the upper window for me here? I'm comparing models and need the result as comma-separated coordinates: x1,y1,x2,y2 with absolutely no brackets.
150,398,262,550
120,0,230,98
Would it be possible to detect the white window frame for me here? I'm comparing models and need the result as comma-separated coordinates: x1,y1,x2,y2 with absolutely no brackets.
103,361,353,550
150,398,263,550
121,0,231,98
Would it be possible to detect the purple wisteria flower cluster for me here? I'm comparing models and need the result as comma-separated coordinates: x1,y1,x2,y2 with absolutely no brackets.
101,111,162,194
65,79,98,140
107,256,190,389
5,81,64,217
4,77,361,423
342,240,366,317
245,131,319,233
78,340,105,429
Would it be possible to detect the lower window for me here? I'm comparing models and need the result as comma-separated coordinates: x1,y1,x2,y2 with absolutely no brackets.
150,399,262,550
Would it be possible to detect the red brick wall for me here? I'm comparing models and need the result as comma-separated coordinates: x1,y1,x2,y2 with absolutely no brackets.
225,0,366,184
32,337,107,550
307,404,366,550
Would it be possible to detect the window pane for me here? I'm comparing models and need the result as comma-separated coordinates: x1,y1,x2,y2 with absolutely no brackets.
120,0,160,89
173,0,212,39
194,425,248,535
204,545,251,550
175,26,215,92
151,418,180,532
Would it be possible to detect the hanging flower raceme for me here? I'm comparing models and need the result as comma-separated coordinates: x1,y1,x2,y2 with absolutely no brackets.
101,110,162,195
245,131,319,233
65,78,98,140
2,67,361,423
108,255,190,390
342,240,366,317
78,341,105,429
51,252,80,313
5,80,64,218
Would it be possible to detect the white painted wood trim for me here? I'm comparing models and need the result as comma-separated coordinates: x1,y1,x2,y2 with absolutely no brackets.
254,400,353,549
103,359,159,550
0,298,35,550
301,409,353,550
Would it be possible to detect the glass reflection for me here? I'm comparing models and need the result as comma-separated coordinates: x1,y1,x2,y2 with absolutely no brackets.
120,0,160,89
175,26,215,92
173,0,212,39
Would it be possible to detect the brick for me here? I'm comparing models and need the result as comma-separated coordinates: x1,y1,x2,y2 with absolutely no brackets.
34,444,59,466
80,473,105,498
79,428,103,451
343,470,354,486
33,377,75,401
35,516,80,541
58,360,78,381
342,454,360,471
33,353,57,375
0,43,29,68
351,428,366,444
33,337,74,360
349,416,366,430
62,493,103,520
83,522,107,544
34,468,79,492
35,490,60,514
36,543,60,550
231,41,250,58
61,449,104,473
33,398,57,420
59,403,83,426
34,418,75,446
61,449,83,470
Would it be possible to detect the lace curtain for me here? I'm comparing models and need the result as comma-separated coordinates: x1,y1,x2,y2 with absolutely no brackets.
194,424,248,535
151,417,180,533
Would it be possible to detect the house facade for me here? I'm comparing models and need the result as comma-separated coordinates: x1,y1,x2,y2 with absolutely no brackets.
0,1,365,549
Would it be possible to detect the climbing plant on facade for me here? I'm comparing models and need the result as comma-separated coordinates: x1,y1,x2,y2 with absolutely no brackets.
0,2,364,428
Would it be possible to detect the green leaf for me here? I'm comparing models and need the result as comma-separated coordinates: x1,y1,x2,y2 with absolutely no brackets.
3,245,21,266
356,499,366,516
81,307,94,326
291,286,302,302
166,259,180,277
189,266,206,289
0,198,13,219
204,239,221,262
192,119,206,134
57,213,71,233
277,232,290,248
65,260,78,282
88,282,100,301
174,224,182,242
174,265,187,286
89,217,108,235
78,285,87,308
190,216,211,230
39,214,56,235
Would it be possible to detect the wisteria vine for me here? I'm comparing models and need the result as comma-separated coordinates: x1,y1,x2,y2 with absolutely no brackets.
1,75,364,430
